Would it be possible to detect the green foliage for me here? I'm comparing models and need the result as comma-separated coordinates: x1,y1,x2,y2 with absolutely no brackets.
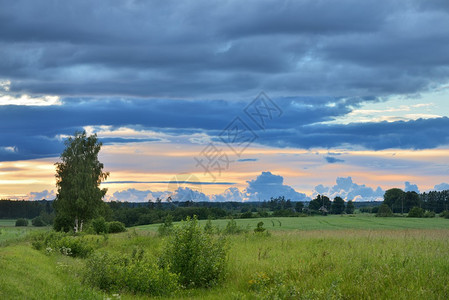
159,216,228,288
331,196,345,214
440,210,449,219
84,250,179,296
203,217,214,234
345,200,355,214
158,214,173,236
92,217,108,234
31,231,94,258
53,214,73,232
254,221,266,233
224,218,245,234
424,210,435,218
107,221,126,233
376,204,393,217
15,218,28,227
31,216,47,227
53,131,109,232
408,206,424,218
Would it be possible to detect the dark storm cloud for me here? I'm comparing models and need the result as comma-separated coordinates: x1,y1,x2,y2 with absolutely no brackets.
1,0,449,98
1,97,449,161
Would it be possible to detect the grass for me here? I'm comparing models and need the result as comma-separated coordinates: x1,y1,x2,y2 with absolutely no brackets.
136,215,449,232
1,216,449,299
0,219,50,246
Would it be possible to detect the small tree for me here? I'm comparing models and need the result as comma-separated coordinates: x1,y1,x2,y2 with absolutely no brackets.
15,218,28,227
254,221,266,233
159,216,228,288
408,206,424,218
331,196,345,214
345,200,355,214
53,131,109,232
376,204,393,217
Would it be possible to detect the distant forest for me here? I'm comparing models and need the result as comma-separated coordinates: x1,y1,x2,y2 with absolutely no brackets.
1,189,448,226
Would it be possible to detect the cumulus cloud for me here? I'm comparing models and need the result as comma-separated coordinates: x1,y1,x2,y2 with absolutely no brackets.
404,181,420,193
245,171,309,201
434,183,449,191
109,188,170,202
212,187,244,202
314,176,384,201
28,189,55,200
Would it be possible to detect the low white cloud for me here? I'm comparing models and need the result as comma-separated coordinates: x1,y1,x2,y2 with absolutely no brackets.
0,146,17,153
314,176,384,201
404,181,419,193
434,183,449,191
0,93,61,106
244,171,309,201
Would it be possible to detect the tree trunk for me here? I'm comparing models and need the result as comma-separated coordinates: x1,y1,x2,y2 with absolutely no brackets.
74,216,79,233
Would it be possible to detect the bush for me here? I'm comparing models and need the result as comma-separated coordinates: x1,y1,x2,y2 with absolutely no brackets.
376,204,393,217
254,221,266,233
92,217,108,234
223,218,245,235
440,210,449,219
107,221,126,233
424,210,435,218
53,214,73,232
15,218,28,227
158,215,174,236
408,206,424,218
159,216,228,288
31,231,94,258
84,250,179,295
32,216,47,227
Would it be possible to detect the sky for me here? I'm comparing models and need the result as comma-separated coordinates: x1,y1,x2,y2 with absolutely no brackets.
1,0,449,202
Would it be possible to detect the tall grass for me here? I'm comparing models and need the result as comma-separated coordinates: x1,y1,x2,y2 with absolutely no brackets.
1,217,449,299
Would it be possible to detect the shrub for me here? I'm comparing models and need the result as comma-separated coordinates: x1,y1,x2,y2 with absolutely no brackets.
15,218,28,227
158,215,174,236
32,216,47,227
376,204,393,217
424,210,435,218
159,216,228,288
92,217,108,234
31,231,94,258
203,217,214,234
223,218,245,235
84,250,179,295
53,214,73,232
254,221,266,233
408,206,424,218
440,210,449,219
107,221,126,233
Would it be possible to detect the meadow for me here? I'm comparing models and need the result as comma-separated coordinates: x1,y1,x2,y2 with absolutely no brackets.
1,216,448,299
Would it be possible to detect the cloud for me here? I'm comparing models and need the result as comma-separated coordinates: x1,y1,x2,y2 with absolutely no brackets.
28,189,55,200
107,172,308,202
1,1,449,99
3,97,449,162
314,176,384,201
404,181,420,193
324,156,345,164
212,187,244,202
245,171,309,201
237,158,258,162
434,183,449,191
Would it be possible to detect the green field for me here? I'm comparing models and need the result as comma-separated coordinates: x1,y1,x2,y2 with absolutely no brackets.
136,215,449,232
0,219,50,246
1,216,449,299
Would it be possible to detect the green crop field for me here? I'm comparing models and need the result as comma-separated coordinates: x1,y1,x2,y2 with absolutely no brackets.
136,215,449,232
1,216,449,299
